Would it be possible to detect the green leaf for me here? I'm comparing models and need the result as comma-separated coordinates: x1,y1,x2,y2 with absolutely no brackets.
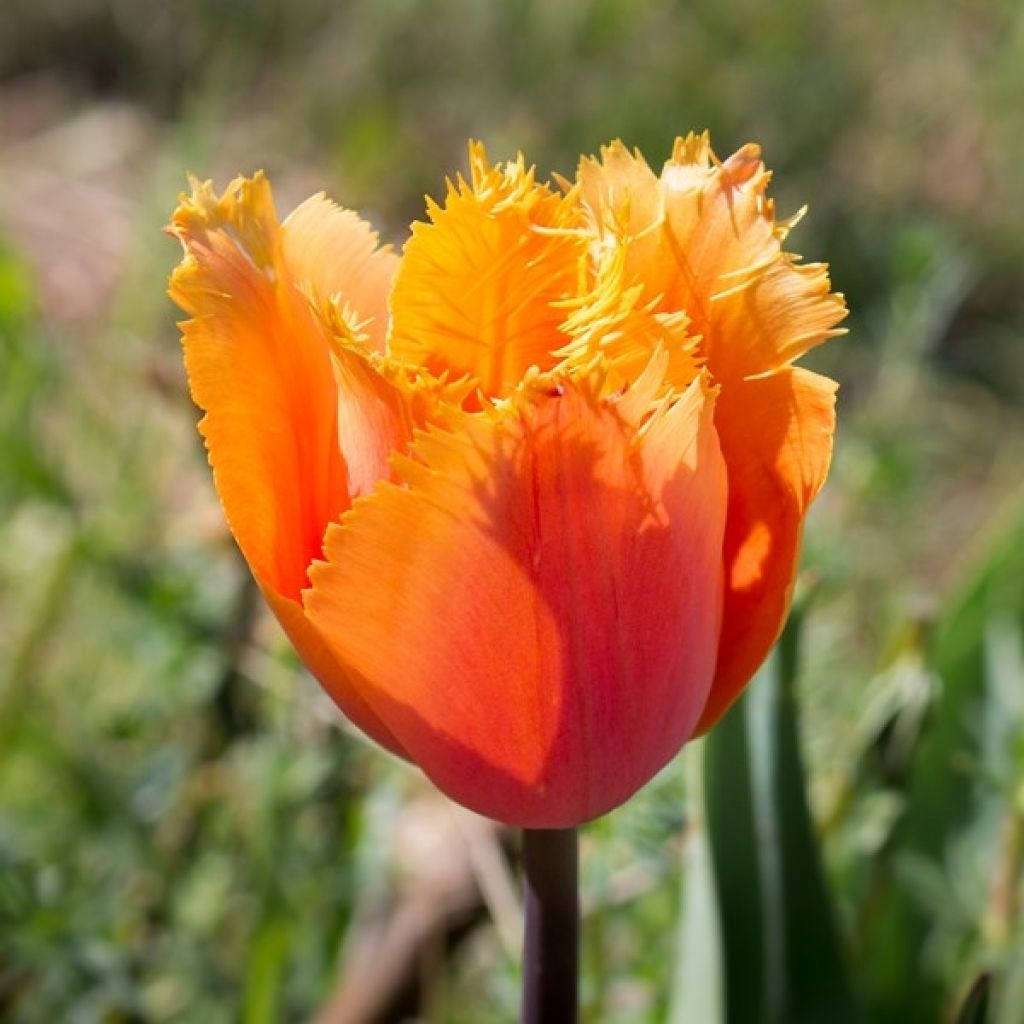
243,917,292,1024
954,974,991,1024
704,610,860,1024
669,742,723,1024
704,677,765,1023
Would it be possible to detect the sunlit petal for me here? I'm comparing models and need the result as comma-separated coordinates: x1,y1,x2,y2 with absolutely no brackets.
660,136,848,378
389,142,588,399
576,134,847,380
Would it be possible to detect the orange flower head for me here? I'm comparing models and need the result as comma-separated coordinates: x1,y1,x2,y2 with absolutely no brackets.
167,135,846,827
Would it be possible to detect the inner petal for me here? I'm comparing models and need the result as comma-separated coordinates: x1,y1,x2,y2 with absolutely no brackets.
388,143,590,402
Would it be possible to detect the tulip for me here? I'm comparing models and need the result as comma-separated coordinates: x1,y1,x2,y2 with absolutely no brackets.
167,135,846,831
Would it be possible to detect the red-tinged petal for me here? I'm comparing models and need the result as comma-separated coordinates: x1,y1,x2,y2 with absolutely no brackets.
283,196,398,352
388,142,588,399
698,366,837,732
304,373,728,827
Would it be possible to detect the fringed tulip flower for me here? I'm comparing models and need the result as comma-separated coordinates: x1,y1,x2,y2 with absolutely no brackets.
168,135,846,828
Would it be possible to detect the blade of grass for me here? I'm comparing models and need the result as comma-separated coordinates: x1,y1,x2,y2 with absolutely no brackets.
954,973,991,1024
704,676,764,1023
669,741,723,1024
705,610,860,1024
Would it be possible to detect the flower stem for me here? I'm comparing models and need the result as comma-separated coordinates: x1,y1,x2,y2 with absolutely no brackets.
520,827,579,1024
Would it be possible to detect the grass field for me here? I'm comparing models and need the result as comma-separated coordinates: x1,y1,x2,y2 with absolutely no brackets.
1,2,1023,1020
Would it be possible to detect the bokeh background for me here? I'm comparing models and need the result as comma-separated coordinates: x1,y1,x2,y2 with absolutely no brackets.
1,1,1022,1021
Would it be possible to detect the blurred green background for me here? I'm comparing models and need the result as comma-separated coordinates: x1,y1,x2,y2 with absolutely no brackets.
1,1,1022,1021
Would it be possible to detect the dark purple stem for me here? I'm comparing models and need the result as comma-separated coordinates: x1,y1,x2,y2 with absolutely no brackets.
521,827,579,1024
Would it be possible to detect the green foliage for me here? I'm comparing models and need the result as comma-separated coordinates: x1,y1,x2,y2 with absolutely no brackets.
855,507,1024,1023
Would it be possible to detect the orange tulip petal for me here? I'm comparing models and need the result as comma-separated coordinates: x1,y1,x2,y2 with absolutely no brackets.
168,174,407,756
304,372,727,827
660,136,848,379
168,174,347,601
282,195,398,352
698,366,837,731
388,142,587,399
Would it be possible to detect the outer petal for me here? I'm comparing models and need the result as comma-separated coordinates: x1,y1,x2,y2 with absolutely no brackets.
697,366,837,732
305,372,728,827
388,143,588,399
168,174,346,601
168,174,405,755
